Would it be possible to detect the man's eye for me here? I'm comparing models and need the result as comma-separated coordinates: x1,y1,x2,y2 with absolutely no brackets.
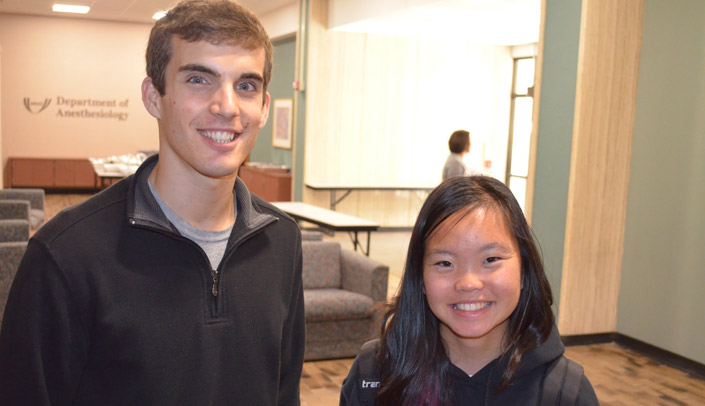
187,76,207,84
237,82,256,91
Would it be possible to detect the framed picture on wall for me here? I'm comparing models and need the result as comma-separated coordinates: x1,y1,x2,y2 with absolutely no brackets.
272,98,293,149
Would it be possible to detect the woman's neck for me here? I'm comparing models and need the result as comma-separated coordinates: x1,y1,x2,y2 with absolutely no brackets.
440,324,506,376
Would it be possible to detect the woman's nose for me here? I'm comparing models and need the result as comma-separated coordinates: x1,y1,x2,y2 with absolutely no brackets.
455,269,483,292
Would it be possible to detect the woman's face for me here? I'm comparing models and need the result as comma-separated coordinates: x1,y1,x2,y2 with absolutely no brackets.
423,206,522,354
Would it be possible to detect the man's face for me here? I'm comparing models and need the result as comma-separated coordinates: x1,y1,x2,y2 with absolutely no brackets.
142,37,270,180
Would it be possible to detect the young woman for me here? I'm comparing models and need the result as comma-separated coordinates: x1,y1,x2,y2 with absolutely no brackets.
340,176,598,405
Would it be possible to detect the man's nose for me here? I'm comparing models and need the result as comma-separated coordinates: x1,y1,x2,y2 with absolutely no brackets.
210,85,239,118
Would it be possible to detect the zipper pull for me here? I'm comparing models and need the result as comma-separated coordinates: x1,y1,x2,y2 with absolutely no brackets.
212,270,219,297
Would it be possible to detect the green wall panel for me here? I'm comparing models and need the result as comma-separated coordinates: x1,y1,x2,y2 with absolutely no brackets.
531,0,581,314
619,0,705,364
250,36,296,169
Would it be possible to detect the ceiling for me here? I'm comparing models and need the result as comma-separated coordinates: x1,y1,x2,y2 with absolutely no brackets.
0,0,295,24
331,0,540,46
0,0,540,46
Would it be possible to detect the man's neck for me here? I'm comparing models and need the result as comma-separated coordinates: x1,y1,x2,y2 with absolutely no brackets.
148,161,237,231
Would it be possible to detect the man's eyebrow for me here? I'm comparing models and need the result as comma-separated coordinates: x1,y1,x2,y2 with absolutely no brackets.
178,64,219,77
240,72,264,83
176,65,263,83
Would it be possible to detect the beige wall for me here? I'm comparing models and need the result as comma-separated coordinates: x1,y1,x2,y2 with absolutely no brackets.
304,0,513,226
0,14,159,167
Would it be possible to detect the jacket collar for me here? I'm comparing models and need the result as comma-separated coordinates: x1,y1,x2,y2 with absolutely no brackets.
126,154,277,243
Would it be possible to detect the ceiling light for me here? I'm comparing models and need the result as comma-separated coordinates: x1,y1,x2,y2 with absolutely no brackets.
152,11,167,20
52,4,90,14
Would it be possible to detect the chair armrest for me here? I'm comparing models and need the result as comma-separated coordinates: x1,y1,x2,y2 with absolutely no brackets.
340,249,389,303
0,200,31,221
0,219,30,242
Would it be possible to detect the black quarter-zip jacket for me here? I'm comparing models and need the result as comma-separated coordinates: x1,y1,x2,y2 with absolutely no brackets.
0,155,305,406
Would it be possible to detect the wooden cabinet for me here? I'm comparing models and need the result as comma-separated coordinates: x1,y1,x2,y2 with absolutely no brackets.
53,160,96,188
8,159,53,187
238,165,291,202
5,158,96,189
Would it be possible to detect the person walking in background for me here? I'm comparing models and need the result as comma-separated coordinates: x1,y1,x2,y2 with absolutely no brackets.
340,176,598,406
0,1,304,405
442,129,472,181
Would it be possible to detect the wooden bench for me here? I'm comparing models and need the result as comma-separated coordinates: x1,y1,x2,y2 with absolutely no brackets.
272,201,380,256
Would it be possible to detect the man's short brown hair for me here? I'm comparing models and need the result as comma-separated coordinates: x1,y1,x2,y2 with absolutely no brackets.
146,0,273,98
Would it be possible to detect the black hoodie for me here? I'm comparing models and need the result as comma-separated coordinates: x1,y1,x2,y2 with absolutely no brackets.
340,326,599,405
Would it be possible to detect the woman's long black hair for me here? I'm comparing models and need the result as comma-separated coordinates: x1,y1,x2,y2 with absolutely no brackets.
375,176,555,405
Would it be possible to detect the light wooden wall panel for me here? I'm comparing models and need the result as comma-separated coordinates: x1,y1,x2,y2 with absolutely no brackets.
303,0,513,226
558,0,644,334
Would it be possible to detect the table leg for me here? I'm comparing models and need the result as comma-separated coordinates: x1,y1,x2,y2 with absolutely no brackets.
348,230,371,256
366,231,371,256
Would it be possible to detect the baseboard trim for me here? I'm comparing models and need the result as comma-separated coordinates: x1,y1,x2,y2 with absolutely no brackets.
561,332,705,380
561,333,617,346
301,226,414,233
377,226,413,232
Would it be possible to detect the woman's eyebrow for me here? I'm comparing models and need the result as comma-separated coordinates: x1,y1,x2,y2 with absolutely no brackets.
425,248,454,256
427,242,511,255
479,242,513,253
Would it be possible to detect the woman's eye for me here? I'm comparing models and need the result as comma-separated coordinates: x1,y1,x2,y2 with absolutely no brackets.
435,261,452,268
485,257,501,264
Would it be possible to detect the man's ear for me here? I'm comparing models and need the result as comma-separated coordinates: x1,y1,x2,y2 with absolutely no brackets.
257,92,271,129
141,77,162,120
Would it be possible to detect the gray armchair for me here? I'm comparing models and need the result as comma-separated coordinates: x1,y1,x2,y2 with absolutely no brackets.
302,240,389,361
0,200,31,222
0,188,45,230
0,219,30,242
0,241,27,324
300,230,324,241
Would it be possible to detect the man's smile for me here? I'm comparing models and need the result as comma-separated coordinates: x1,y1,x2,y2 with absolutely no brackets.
198,129,239,144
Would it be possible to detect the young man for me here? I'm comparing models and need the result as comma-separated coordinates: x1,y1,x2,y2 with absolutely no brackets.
0,1,304,405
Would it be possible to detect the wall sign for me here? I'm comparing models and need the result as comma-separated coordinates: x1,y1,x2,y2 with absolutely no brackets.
22,96,130,121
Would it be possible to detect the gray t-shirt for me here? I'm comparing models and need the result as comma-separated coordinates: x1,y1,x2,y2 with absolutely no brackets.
442,153,468,181
148,181,234,270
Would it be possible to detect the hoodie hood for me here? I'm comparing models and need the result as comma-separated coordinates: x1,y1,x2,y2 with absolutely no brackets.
511,324,565,379
450,324,564,405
